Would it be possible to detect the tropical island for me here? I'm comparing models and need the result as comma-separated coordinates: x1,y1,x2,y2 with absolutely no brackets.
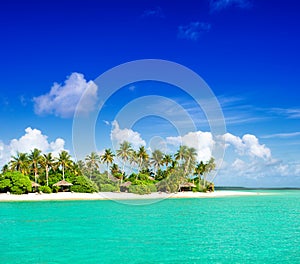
0,141,216,196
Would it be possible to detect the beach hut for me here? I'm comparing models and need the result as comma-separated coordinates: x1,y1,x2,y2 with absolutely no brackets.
108,174,119,183
179,182,196,192
148,176,155,181
31,181,40,192
120,181,131,192
53,180,73,192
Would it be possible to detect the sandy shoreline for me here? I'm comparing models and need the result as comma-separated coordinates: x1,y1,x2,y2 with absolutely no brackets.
0,190,267,202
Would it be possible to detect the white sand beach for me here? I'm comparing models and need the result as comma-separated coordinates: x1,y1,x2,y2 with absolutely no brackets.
0,190,267,202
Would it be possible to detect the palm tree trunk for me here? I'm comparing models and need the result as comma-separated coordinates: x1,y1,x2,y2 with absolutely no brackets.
34,168,38,184
107,163,109,179
46,165,49,186
62,165,65,180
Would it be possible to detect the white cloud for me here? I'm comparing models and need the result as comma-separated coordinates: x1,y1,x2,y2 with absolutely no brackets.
262,132,300,139
110,121,146,149
0,127,66,167
178,22,211,41
142,6,164,18
223,133,271,160
33,72,98,118
210,0,252,12
166,131,215,162
232,158,246,171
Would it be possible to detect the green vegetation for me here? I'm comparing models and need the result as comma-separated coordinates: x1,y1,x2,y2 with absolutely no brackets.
0,171,32,194
0,141,216,195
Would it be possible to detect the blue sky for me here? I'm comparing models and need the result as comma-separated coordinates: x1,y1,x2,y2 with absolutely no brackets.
0,0,300,187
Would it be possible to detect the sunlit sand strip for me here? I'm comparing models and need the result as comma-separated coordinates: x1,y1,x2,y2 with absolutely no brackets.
0,190,268,202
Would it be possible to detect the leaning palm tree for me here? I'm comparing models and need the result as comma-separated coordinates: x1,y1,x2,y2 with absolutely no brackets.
137,146,149,173
150,149,164,176
9,152,29,175
116,141,133,178
57,150,72,180
85,151,101,179
101,149,115,179
41,153,54,186
204,157,216,187
28,148,42,184
183,147,197,176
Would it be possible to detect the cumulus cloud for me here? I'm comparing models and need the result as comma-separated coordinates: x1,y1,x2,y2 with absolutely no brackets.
142,6,164,18
110,121,146,149
210,0,252,12
33,72,98,118
178,22,211,41
166,131,215,162
222,133,271,160
0,127,66,167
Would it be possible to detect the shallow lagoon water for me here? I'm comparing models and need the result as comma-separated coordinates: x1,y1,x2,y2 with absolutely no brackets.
1,190,299,263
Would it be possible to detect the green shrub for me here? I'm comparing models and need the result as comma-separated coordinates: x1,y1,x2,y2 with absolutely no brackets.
39,185,52,193
52,185,59,193
0,179,11,193
128,184,151,195
148,184,157,193
0,171,32,194
70,176,99,193
100,184,119,192
92,172,117,187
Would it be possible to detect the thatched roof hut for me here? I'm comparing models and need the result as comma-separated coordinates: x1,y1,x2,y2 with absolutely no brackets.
53,180,73,187
31,181,41,188
179,182,196,192
120,181,132,187
53,180,73,192
120,181,131,192
108,174,119,183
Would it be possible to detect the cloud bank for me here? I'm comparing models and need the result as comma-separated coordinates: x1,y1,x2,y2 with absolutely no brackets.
0,127,66,167
33,72,98,118
110,121,146,149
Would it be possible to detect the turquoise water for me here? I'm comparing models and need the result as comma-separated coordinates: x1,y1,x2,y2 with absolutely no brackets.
1,191,299,263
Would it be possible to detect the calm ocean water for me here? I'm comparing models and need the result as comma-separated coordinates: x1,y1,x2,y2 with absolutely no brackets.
1,190,299,263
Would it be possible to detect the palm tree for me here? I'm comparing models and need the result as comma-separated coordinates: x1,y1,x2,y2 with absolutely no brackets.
77,160,87,175
9,152,29,175
101,149,115,179
204,157,216,187
137,146,149,173
28,148,42,183
41,153,54,186
129,150,138,174
194,161,206,186
1,164,9,173
57,150,72,180
85,152,101,179
71,162,82,176
110,163,121,176
184,147,197,176
174,145,188,166
116,141,133,178
162,154,173,168
150,149,164,175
